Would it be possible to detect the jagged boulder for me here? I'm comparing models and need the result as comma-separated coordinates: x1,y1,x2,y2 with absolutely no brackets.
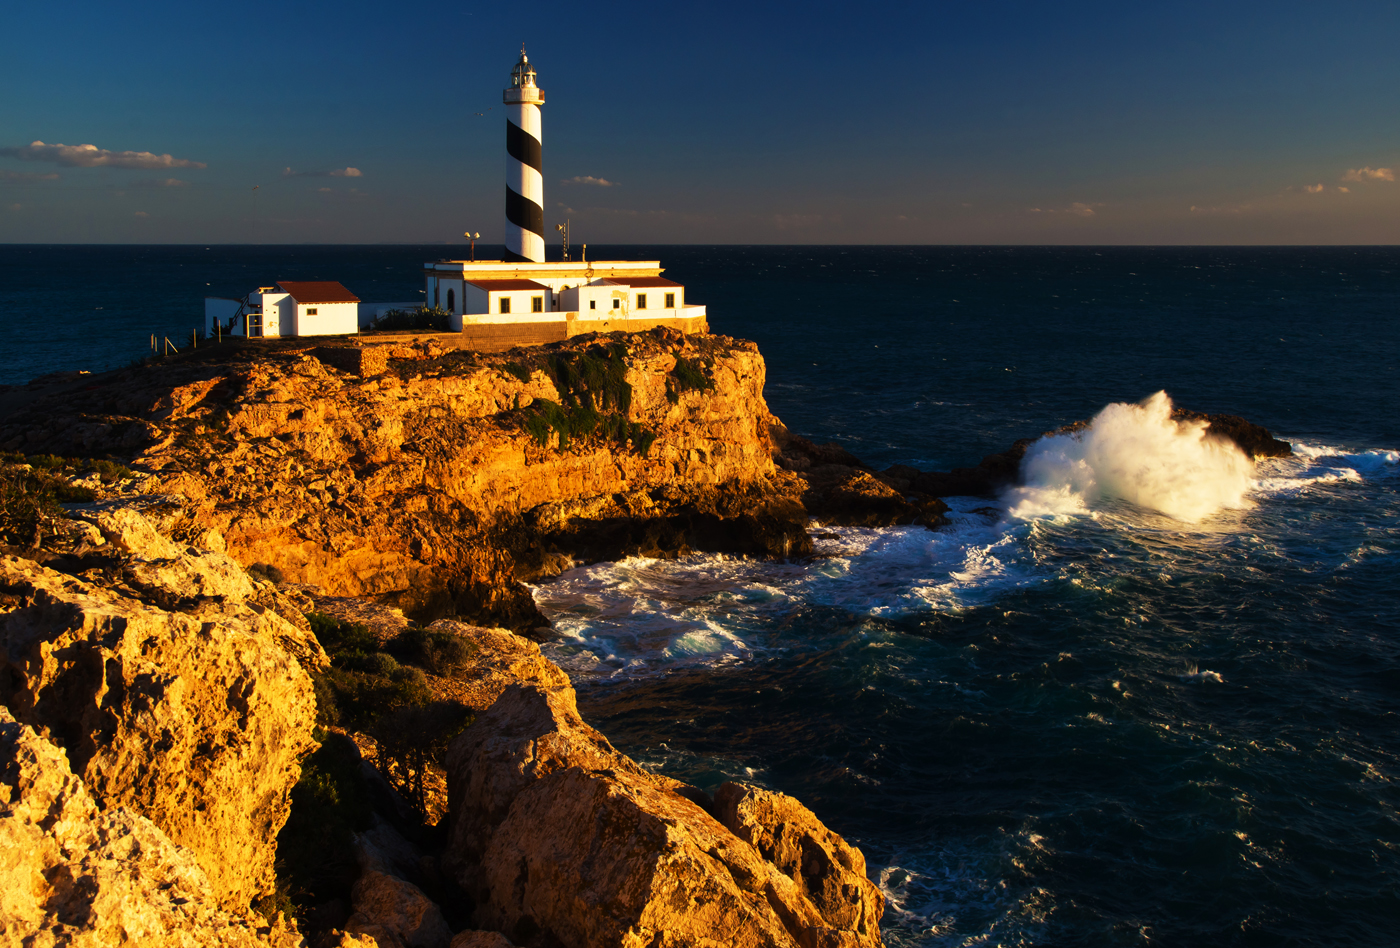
73,504,327,668
345,870,451,948
450,933,514,948
443,682,884,947
0,706,301,946
0,551,318,910
715,783,884,942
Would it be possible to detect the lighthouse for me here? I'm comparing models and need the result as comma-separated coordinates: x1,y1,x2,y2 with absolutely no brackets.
419,46,707,346
503,48,545,263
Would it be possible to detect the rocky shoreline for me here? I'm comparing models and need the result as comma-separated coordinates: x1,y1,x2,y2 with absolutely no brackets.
0,330,1294,946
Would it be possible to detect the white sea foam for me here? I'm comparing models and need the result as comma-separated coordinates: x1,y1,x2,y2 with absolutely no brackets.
1252,442,1398,496
1008,391,1253,523
533,505,1052,678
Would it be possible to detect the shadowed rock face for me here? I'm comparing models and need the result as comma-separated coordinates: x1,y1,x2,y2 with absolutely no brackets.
0,331,811,631
0,508,321,911
443,681,884,948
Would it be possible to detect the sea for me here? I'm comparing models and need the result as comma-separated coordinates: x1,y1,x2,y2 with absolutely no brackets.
2,245,1398,946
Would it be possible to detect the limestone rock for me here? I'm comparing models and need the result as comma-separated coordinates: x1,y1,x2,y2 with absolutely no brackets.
318,934,381,948
0,706,301,947
0,333,810,630
354,813,427,881
420,620,571,712
345,870,451,948
450,933,515,948
0,553,319,911
444,682,884,947
714,783,885,942
73,505,327,669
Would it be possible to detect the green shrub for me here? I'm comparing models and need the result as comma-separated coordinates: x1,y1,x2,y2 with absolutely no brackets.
247,562,285,584
665,356,715,404
270,729,373,920
307,613,377,655
371,306,453,332
371,701,474,821
503,361,532,383
520,344,655,454
305,613,433,730
312,664,432,732
389,627,477,678
0,458,101,547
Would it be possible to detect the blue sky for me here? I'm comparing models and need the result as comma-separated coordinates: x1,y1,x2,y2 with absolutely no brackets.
3,0,1399,244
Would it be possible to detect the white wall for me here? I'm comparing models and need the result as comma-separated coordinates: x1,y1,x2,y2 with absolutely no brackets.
463,284,489,318
561,281,629,317
460,286,554,321
265,293,289,336
292,301,358,336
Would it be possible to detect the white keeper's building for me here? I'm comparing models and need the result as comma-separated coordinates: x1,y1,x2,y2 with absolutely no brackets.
205,281,363,339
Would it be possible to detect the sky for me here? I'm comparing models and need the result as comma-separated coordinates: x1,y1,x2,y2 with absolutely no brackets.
3,0,1400,245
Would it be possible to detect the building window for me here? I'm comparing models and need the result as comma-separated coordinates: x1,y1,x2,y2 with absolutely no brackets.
306,307,318,315
500,297,511,314
612,299,621,310
532,296,543,313
665,292,675,308
590,300,596,310
446,289,455,312
637,294,647,309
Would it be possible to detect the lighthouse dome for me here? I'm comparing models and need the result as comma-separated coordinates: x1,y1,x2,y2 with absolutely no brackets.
510,51,537,88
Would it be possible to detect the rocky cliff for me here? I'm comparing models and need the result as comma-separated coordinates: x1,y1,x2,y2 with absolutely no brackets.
0,705,304,947
0,332,811,632
443,680,884,948
0,505,324,912
0,494,889,947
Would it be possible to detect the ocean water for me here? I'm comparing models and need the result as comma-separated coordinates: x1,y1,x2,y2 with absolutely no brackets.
3,245,1399,945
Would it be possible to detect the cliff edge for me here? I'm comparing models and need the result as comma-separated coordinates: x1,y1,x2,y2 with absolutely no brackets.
0,331,811,632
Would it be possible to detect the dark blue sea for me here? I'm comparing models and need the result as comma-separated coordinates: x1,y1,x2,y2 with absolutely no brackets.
3,245,1399,946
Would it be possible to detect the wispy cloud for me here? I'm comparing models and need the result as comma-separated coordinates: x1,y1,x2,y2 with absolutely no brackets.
1342,166,1394,182
1303,183,1325,193
1030,202,1103,216
562,175,617,186
283,166,363,178
1190,203,1253,214
133,211,149,218
0,169,60,182
0,140,205,169
132,177,188,188
1339,186,1351,193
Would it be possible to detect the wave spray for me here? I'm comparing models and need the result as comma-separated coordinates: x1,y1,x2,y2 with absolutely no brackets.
1010,391,1253,522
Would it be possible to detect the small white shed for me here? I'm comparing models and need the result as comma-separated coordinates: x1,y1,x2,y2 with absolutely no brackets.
205,281,361,338
277,282,361,336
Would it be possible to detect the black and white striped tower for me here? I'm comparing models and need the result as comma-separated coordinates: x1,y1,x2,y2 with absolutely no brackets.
503,48,545,263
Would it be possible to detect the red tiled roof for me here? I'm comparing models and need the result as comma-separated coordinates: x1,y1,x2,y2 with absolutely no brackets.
276,281,360,303
598,276,681,288
464,279,550,291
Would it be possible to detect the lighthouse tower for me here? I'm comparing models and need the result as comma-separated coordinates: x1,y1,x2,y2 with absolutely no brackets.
503,48,545,263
